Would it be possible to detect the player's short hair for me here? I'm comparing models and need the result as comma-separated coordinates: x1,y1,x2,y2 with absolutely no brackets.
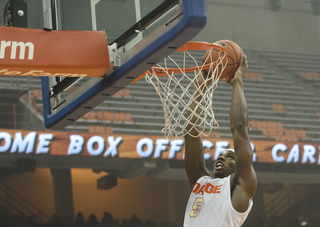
216,149,235,160
225,148,235,153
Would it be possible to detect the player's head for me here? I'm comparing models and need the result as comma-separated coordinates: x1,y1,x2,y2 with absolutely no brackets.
213,149,235,178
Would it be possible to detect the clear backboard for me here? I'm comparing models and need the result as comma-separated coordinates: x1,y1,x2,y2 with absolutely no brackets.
41,0,207,130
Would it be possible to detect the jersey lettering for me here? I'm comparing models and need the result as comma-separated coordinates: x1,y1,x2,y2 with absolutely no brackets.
192,182,222,195
189,197,203,218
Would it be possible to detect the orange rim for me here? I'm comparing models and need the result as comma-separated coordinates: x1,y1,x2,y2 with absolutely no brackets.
130,41,227,84
150,41,227,76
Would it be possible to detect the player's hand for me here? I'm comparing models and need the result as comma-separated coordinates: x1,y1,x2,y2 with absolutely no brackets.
228,54,248,85
197,69,214,88
197,70,208,84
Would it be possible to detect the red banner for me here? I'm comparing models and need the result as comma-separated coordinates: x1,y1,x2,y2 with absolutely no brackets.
0,26,109,77
1,129,320,165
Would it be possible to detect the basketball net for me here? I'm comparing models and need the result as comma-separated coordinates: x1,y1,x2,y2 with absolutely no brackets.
144,43,228,139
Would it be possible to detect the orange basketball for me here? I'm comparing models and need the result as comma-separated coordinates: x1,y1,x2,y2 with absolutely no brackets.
203,40,244,82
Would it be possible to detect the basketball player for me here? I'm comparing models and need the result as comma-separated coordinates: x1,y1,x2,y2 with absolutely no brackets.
183,54,257,226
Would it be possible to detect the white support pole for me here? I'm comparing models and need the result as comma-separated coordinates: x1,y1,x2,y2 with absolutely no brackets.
90,0,101,31
134,0,143,40
42,0,53,30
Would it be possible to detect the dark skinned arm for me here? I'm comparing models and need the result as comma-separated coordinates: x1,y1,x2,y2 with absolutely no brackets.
228,55,257,199
184,73,211,190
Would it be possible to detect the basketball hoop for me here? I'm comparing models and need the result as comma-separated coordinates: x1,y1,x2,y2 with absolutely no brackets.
143,41,228,139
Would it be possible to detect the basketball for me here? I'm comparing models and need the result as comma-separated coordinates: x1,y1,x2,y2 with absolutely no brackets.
202,40,244,82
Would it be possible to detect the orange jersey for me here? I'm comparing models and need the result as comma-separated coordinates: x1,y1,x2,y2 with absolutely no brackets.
184,175,252,227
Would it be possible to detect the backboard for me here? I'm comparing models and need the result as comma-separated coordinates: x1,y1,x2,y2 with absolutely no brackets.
41,0,207,130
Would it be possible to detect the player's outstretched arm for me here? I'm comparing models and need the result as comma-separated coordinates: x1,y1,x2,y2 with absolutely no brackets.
228,55,257,199
184,73,211,190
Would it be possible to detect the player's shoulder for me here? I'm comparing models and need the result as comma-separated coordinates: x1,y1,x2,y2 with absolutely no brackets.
198,175,229,183
198,174,212,181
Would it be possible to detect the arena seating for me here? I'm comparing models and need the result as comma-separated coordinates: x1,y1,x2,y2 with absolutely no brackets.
1,50,319,143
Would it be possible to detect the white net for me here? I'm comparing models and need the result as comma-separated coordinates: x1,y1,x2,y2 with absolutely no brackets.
145,47,227,139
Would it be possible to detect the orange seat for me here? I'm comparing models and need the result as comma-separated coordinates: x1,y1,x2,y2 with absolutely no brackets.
245,72,264,81
97,111,112,122
256,73,263,81
274,136,288,142
297,130,307,138
97,111,133,123
110,113,123,122
82,111,96,120
109,113,133,122
33,89,42,98
285,136,298,142
262,128,283,137
272,104,286,113
284,129,299,137
114,89,131,97
114,90,123,97
123,113,132,122
123,89,131,97
250,121,263,129
89,125,113,134
97,111,104,120
300,72,318,80
275,122,283,129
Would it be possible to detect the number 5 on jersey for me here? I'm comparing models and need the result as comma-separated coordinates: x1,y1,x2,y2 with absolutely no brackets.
189,197,203,218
